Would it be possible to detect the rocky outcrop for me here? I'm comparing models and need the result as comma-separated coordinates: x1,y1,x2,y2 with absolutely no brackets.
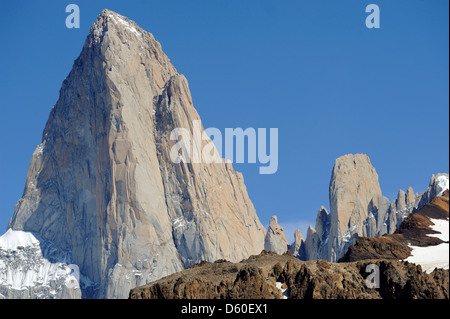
131,262,283,299
302,153,449,262
2,9,266,299
130,251,449,299
289,259,449,299
264,216,288,255
340,190,449,263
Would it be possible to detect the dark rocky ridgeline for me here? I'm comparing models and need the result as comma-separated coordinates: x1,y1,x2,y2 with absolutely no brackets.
130,189,450,300
129,250,449,299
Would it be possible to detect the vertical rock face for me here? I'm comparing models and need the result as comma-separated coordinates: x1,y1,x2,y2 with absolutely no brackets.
327,154,382,261
406,186,416,207
4,9,265,298
264,216,289,255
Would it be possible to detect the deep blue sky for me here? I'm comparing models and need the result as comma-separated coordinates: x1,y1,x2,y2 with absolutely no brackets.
0,1,448,241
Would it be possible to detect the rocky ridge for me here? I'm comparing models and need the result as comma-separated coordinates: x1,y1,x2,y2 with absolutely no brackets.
129,251,449,299
131,187,450,300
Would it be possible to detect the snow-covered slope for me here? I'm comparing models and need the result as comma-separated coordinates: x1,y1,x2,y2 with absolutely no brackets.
405,218,449,273
0,229,94,299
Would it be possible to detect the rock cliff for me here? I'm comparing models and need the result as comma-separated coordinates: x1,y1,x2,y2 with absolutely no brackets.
1,9,265,299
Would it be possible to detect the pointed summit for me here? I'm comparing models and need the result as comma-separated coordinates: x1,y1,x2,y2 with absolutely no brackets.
288,229,305,259
326,153,383,261
264,216,288,255
4,9,265,299
90,9,145,40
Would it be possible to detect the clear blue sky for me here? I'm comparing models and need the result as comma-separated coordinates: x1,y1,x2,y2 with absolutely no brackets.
0,1,448,241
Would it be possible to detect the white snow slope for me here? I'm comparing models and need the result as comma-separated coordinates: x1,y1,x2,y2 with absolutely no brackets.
0,229,89,298
405,218,449,273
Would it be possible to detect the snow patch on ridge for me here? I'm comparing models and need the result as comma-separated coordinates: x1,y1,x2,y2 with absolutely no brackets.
108,13,142,37
405,218,449,273
427,218,449,241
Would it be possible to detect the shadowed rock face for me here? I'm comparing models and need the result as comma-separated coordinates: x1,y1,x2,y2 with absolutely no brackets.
340,190,449,263
4,9,265,299
129,251,449,299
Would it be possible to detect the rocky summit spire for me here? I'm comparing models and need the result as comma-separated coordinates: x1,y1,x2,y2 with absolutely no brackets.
288,229,305,259
264,216,289,255
326,154,382,261
4,9,265,298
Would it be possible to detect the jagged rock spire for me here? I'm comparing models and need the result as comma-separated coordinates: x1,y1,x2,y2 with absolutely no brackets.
264,216,288,255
